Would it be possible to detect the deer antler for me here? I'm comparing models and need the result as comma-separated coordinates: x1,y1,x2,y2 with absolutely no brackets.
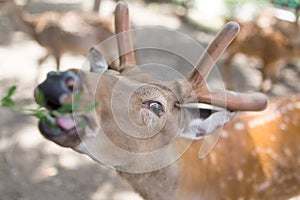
115,1,136,71
189,22,240,81
185,22,268,111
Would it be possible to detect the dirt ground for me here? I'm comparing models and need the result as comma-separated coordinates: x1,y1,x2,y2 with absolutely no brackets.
0,1,300,200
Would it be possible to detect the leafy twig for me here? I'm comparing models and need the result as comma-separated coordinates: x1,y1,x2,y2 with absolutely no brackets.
1,85,98,129
1,85,19,111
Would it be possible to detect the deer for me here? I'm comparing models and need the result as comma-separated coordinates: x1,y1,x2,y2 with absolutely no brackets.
34,1,300,200
0,0,114,70
222,17,300,92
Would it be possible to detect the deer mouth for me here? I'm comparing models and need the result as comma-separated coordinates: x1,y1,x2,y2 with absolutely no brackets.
38,114,87,137
34,71,95,147
37,113,92,148
38,111,91,149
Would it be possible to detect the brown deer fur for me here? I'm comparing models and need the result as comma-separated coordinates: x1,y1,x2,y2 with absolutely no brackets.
1,0,114,70
223,18,300,91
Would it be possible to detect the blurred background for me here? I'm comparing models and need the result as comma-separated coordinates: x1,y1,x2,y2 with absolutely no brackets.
0,0,300,199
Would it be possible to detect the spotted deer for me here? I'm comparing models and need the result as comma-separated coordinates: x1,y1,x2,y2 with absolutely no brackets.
0,0,114,70
223,18,300,92
34,1,300,200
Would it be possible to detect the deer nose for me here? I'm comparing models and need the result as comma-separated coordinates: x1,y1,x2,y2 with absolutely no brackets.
35,71,79,109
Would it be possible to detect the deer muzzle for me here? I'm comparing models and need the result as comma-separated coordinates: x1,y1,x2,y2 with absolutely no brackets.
35,71,79,109
34,70,90,148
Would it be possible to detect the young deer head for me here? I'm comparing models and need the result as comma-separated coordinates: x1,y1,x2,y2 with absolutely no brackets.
34,1,269,199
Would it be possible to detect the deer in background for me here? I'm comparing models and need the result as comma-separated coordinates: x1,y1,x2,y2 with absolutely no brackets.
34,2,300,199
0,0,114,70
222,14,300,92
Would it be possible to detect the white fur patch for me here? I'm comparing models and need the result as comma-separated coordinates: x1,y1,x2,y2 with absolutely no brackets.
234,122,245,130
180,111,235,140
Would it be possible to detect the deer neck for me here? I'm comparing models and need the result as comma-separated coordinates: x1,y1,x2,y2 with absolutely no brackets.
116,140,225,200
4,1,35,37
118,163,180,200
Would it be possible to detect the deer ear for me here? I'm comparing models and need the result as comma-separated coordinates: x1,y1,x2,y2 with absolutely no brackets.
179,106,235,140
89,47,108,73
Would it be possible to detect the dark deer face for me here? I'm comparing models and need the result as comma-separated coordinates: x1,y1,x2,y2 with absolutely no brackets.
34,1,268,172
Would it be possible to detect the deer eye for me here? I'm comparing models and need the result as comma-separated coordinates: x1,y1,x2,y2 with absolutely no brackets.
143,101,165,117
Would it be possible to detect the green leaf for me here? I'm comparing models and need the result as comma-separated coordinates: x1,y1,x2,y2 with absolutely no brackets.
30,108,56,128
35,88,46,107
30,108,45,118
73,93,81,110
1,86,19,110
1,97,17,109
84,102,99,113
77,117,88,130
56,103,73,113
7,85,17,98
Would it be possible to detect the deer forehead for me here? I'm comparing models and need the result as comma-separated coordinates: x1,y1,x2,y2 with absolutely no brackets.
90,70,174,106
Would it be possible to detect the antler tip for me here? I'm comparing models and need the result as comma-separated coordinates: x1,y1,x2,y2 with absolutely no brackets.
231,92,269,111
224,21,240,36
116,1,128,8
252,92,269,111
